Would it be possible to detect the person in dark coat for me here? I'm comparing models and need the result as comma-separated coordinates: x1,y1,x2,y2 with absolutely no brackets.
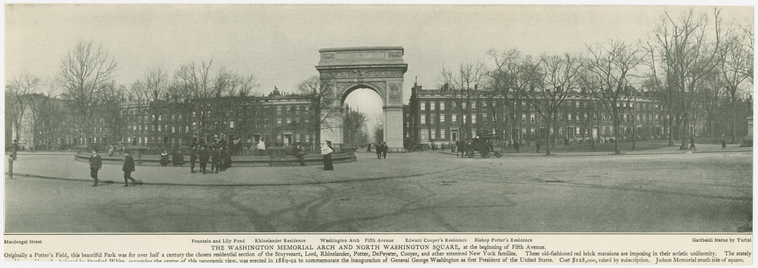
225,146,232,169
198,146,209,174
219,147,228,172
376,143,382,159
175,149,185,167
381,142,387,159
189,146,198,173
122,151,137,187
690,137,697,151
294,142,306,166
514,139,520,153
160,150,169,167
321,141,334,170
10,139,18,160
721,134,727,149
536,140,541,153
210,146,220,173
89,149,102,187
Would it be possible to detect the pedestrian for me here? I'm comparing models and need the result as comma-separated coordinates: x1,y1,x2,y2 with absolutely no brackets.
160,150,169,167
10,139,18,160
107,144,114,156
536,140,541,153
225,146,232,169
294,142,306,166
122,151,138,187
690,137,697,151
376,143,382,159
721,135,727,149
190,146,198,173
198,145,209,174
321,140,334,170
257,139,266,155
514,139,520,153
381,142,388,159
176,149,185,167
219,146,228,172
89,149,102,187
210,146,220,173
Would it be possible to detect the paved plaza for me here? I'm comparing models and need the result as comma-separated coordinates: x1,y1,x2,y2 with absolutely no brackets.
4,144,752,233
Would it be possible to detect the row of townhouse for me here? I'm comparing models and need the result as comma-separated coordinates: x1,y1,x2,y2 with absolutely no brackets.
403,83,669,148
117,93,314,149
9,89,318,151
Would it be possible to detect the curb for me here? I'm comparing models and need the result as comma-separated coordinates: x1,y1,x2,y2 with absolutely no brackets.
5,166,462,187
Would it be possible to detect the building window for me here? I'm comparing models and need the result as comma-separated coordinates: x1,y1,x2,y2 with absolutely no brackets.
452,114,457,123
472,115,476,124
230,121,235,128
521,114,526,123
421,116,426,125
431,102,436,110
277,106,282,115
277,119,282,126
440,114,446,123
420,102,426,111
440,129,446,139
431,129,436,139
440,102,445,110
530,114,535,123
472,102,476,109
421,131,428,141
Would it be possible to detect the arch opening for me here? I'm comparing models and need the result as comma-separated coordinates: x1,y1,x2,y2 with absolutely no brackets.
343,87,384,147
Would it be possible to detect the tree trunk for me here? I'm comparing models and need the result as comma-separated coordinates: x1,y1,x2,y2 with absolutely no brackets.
679,112,689,150
613,120,620,155
545,117,551,156
731,94,736,143
668,112,674,146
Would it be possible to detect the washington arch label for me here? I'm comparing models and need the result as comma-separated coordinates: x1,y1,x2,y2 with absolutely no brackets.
316,46,408,151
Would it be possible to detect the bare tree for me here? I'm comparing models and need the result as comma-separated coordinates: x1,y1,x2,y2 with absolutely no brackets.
98,81,128,146
581,40,647,154
175,60,216,138
127,68,173,147
438,61,488,142
58,41,117,145
651,8,729,150
719,35,751,142
486,49,540,143
5,73,40,142
297,76,338,145
24,79,61,149
526,53,581,155
373,123,384,144
342,104,367,146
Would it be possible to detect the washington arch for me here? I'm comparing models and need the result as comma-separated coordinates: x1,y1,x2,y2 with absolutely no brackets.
316,46,407,151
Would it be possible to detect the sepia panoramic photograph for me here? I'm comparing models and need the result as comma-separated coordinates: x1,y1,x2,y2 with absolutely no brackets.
3,3,753,235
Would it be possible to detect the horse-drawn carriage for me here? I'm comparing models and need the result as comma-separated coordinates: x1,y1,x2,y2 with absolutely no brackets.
456,135,502,158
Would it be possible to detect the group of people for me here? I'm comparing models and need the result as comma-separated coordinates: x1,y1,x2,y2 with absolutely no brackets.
159,149,188,167
375,142,388,159
189,144,233,174
88,148,138,187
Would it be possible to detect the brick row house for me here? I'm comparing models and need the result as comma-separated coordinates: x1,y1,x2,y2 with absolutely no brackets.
404,83,669,149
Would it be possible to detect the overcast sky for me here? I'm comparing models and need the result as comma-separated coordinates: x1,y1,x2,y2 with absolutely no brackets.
3,3,754,131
